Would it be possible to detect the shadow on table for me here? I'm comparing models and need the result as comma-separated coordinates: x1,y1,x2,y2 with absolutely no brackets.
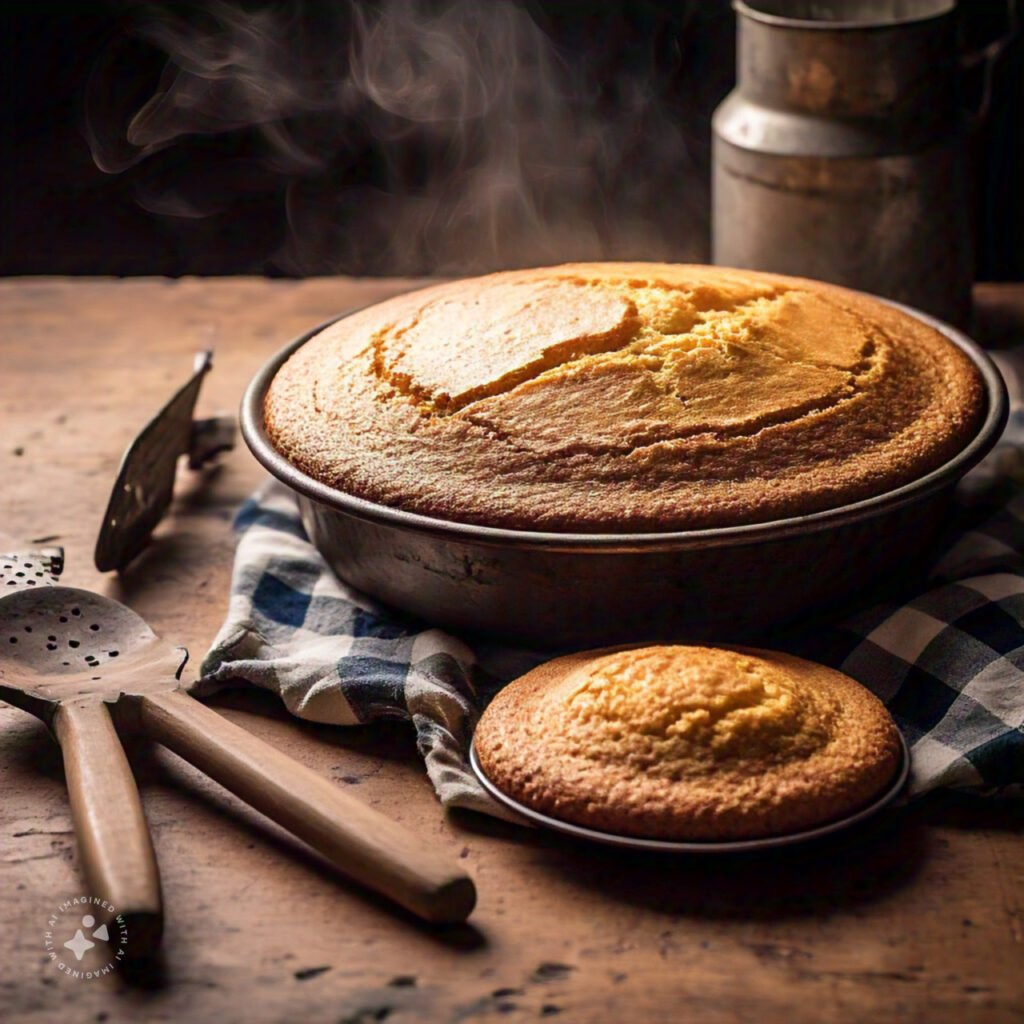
912,788,1024,832
453,800,933,922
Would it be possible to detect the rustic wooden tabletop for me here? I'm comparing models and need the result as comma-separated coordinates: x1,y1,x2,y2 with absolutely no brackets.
1,278,1022,1024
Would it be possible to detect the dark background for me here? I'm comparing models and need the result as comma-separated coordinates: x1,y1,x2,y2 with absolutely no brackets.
2,0,1021,279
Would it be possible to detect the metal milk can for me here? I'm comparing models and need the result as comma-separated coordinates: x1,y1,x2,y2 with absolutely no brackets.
712,0,973,326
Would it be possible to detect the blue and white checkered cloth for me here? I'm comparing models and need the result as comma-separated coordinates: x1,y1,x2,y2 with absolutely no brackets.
199,353,1024,819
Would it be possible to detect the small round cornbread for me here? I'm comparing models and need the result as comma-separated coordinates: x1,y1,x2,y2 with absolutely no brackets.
473,645,902,841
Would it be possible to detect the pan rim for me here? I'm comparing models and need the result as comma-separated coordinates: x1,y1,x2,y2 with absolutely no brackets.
240,296,1008,552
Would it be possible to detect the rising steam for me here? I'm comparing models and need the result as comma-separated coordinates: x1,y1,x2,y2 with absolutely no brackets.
85,0,714,275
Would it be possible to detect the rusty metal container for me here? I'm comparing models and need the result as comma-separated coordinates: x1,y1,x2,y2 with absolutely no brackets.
712,0,973,327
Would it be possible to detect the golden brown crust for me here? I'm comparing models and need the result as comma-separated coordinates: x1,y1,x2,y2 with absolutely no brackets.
265,263,984,532
473,645,902,841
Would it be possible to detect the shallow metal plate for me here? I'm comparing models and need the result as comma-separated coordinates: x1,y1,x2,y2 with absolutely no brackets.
470,731,910,853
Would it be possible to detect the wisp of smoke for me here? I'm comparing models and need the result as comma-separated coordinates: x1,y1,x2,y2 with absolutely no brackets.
84,0,714,275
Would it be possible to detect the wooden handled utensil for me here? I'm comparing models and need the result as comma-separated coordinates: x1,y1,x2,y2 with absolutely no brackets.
0,585,475,953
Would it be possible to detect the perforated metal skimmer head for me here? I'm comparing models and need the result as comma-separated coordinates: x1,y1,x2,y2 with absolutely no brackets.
0,586,188,719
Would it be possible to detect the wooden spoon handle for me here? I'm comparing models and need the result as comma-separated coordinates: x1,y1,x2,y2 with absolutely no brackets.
53,700,163,954
135,689,475,925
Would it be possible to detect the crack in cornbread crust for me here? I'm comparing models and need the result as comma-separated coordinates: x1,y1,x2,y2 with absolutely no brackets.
265,263,985,531
473,645,902,841
371,279,644,414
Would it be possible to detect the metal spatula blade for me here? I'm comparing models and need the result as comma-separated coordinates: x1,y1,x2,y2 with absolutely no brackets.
94,351,236,573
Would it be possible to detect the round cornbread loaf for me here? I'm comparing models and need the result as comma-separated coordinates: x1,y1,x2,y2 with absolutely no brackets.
473,645,902,841
265,263,984,532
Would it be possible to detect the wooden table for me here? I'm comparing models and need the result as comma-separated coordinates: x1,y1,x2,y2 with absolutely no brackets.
1,278,1022,1024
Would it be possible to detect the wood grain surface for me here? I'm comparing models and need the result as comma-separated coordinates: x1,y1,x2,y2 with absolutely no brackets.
1,278,1022,1024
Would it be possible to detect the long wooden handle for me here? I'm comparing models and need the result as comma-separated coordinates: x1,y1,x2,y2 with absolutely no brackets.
135,689,475,924
53,700,163,955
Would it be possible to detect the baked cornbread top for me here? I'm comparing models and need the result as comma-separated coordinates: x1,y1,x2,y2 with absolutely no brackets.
265,263,984,531
473,645,902,841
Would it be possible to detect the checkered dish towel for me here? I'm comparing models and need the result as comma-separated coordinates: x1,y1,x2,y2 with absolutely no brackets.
199,353,1024,818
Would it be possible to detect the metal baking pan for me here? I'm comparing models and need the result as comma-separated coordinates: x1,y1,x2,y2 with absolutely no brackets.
469,731,911,853
240,299,1007,649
